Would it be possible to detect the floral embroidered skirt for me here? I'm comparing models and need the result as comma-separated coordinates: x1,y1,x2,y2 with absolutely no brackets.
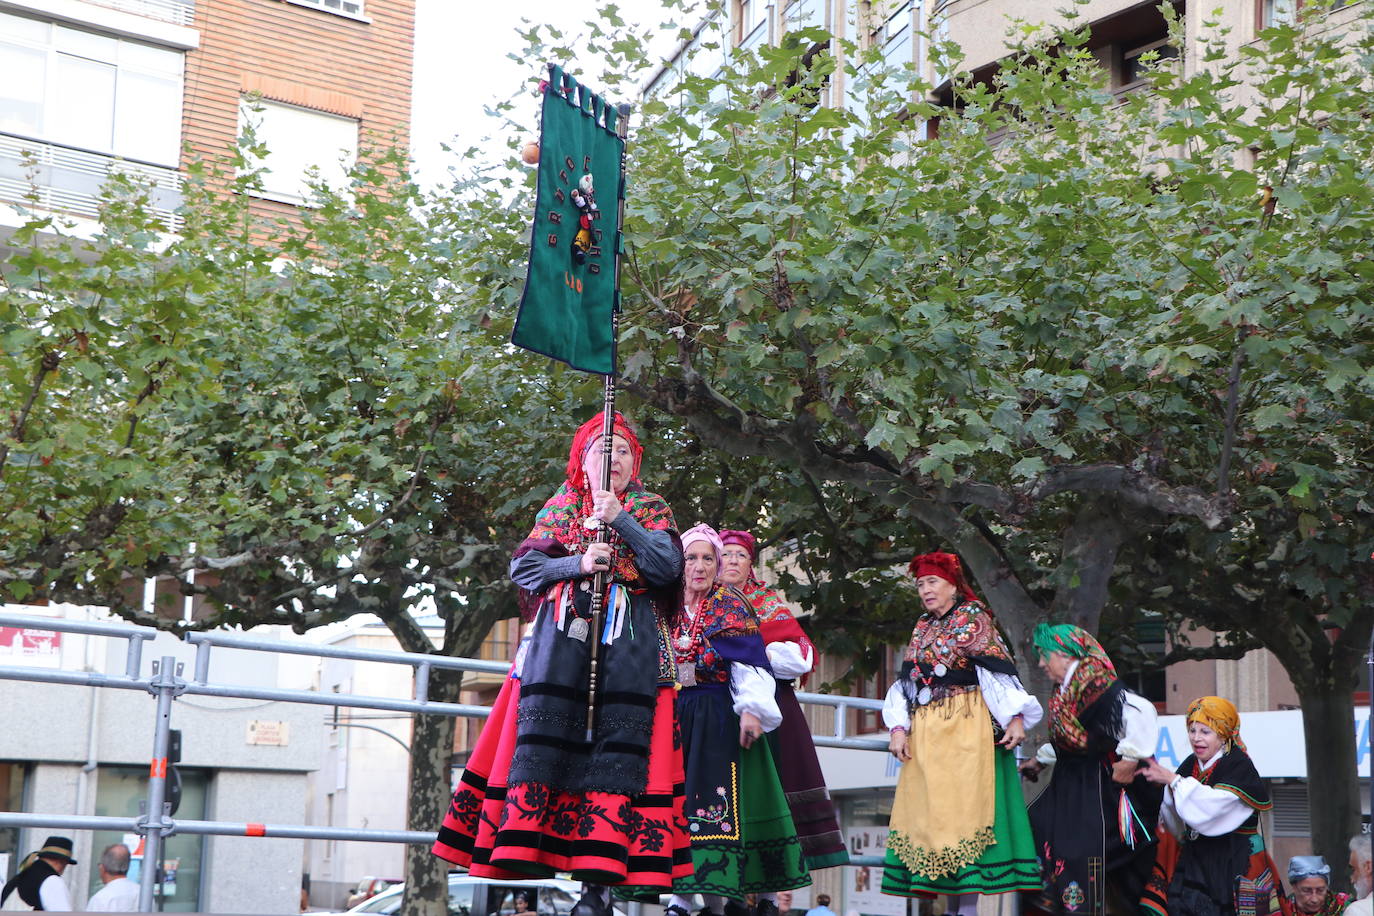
669,682,810,897
769,681,849,870
883,690,1039,897
432,674,692,887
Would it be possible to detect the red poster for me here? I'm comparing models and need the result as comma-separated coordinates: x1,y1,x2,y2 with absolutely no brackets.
0,627,61,656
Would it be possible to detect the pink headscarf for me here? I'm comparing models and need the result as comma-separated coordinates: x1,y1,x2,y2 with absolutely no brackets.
681,523,724,566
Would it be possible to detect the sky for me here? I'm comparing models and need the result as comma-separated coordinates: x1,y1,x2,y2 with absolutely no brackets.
409,0,682,187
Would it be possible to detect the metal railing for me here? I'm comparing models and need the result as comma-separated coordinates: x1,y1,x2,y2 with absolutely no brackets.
83,0,196,25
0,611,889,909
0,133,185,232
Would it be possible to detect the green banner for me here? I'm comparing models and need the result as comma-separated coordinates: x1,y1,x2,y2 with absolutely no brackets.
510,66,625,376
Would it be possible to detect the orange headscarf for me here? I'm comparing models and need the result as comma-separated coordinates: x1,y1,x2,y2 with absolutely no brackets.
1186,695,1246,753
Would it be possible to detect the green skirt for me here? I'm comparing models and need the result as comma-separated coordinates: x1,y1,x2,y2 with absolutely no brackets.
882,746,1039,897
621,684,809,898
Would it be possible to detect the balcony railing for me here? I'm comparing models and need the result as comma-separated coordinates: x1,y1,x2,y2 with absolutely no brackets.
0,132,184,231
82,0,195,26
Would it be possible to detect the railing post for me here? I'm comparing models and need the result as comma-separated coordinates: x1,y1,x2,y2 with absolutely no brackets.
125,633,148,679
414,662,430,705
193,639,211,685
138,656,180,912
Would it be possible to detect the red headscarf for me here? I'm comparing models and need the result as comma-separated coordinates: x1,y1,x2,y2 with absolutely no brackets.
719,530,757,560
566,411,642,493
907,551,981,603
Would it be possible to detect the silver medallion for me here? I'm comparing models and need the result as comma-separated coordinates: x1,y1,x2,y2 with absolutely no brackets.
583,517,601,530
933,663,948,677
579,580,590,592
677,662,697,687
567,617,590,642
917,686,933,706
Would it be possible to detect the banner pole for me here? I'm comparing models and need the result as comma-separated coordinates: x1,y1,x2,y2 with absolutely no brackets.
584,101,633,743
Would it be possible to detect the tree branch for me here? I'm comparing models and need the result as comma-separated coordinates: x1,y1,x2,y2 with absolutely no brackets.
1155,634,1263,668
0,349,60,478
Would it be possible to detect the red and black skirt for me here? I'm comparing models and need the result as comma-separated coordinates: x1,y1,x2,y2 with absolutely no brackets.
432,674,692,886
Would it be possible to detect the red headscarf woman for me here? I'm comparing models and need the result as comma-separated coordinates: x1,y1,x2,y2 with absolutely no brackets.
880,552,1043,908
716,528,848,879
433,412,689,913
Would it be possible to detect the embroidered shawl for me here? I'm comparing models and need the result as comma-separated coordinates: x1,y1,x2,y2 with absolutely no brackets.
675,584,768,684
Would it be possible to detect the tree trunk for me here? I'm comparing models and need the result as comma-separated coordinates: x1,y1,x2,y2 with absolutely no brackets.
1295,681,1362,892
400,667,466,916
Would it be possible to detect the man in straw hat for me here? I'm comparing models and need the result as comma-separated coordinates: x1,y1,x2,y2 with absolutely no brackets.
1,836,76,911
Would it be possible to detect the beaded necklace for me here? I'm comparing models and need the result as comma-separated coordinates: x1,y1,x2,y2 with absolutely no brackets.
673,593,711,660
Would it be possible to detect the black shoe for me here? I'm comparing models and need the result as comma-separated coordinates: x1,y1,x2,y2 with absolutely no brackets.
755,902,779,916
571,890,611,916
724,903,750,916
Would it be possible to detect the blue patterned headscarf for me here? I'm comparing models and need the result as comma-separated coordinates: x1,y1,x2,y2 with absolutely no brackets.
1288,856,1330,884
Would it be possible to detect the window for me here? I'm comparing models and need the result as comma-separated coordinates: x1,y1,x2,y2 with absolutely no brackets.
1120,38,1178,88
0,11,183,166
286,0,365,17
737,0,769,47
1259,0,1356,31
239,98,359,205
92,765,207,911
783,0,825,32
0,763,29,882
1260,0,1299,26
1271,783,1310,836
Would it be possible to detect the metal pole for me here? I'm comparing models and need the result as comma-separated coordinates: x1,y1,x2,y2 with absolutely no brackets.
138,656,178,912
583,98,633,744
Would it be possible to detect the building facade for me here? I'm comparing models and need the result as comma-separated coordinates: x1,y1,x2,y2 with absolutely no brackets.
0,0,414,236
0,603,322,913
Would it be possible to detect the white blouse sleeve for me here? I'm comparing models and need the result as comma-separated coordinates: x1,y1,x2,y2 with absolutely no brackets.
1035,742,1057,766
1117,692,1158,759
730,663,783,732
1168,777,1254,835
977,668,1044,729
883,680,910,731
1158,787,1185,836
765,640,813,679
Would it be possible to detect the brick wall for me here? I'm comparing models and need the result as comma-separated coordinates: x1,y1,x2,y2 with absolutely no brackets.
182,0,414,209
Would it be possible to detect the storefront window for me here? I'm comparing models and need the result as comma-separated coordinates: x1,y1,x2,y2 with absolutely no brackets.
91,766,207,912
0,763,28,881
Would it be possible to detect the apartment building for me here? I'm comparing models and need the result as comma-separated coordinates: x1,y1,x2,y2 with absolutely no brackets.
0,0,416,906
645,0,1367,128
0,0,414,236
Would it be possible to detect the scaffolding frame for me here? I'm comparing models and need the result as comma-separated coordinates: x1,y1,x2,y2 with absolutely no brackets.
0,611,888,911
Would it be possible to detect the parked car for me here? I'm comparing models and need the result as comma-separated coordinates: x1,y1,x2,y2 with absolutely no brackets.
325,874,627,916
345,877,401,909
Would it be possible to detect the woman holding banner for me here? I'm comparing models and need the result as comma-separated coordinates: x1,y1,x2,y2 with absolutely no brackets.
1139,696,1291,916
432,412,689,914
